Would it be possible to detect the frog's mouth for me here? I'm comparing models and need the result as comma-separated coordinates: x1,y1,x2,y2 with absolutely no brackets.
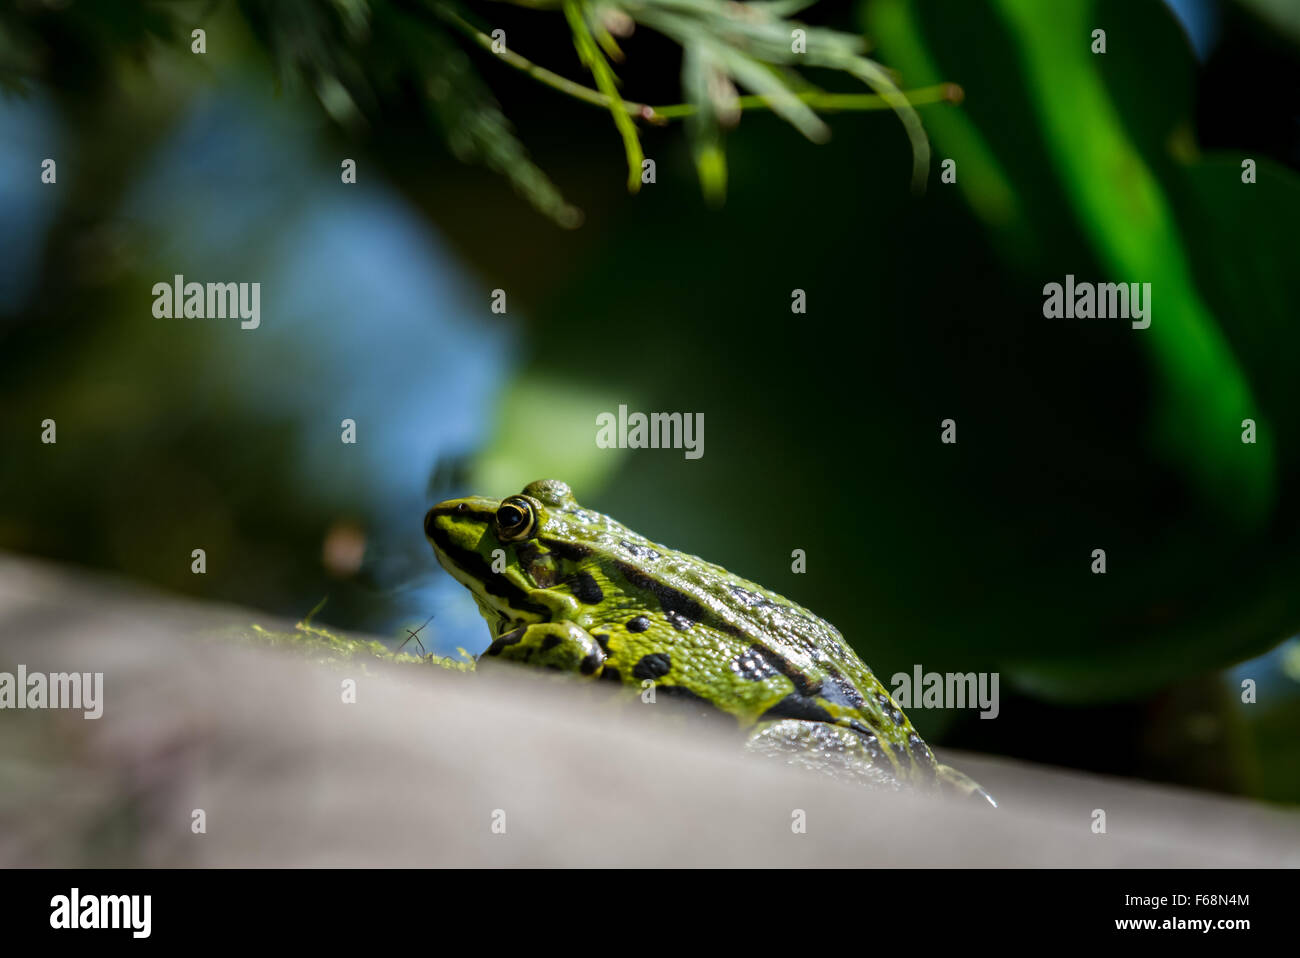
433,542,547,637
426,499,552,636
433,542,526,633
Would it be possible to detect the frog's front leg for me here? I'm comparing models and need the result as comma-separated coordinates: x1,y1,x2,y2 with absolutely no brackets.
481,621,606,676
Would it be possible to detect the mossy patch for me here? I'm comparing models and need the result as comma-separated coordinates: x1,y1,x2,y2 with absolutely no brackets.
213,600,476,675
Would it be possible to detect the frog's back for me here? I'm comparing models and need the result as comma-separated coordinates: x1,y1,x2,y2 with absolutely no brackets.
558,512,937,786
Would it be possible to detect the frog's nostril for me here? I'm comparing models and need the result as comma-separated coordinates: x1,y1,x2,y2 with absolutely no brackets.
456,503,467,513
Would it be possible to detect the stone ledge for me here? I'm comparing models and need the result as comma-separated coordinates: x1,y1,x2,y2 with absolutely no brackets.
1,553,1296,867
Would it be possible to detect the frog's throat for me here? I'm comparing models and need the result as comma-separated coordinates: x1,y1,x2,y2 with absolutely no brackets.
471,591,553,638
473,593,515,636
431,536,551,633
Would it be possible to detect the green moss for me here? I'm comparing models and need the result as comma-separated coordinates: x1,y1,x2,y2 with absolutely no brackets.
216,607,476,675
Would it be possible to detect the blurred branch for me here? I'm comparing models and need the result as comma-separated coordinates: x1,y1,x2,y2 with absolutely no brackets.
441,7,657,118
0,0,957,221
442,7,961,120
652,84,963,116
449,0,959,199
563,0,646,192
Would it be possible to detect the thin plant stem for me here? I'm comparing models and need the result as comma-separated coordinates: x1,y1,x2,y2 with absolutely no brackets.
439,8,962,125
562,0,645,191
652,86,963,119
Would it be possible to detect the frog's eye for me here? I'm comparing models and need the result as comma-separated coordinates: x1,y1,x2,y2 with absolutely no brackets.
495,496,536,542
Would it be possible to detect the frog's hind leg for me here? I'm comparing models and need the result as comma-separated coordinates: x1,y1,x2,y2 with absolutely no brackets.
743,719,905,791
745,719,998,806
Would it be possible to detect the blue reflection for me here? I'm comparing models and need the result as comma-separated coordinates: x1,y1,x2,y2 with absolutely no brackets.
0,93,62,309
121,85,513,652
1164,0,1221,61
1230,636,1300,703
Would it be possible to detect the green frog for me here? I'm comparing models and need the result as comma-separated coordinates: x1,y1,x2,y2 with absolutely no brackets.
425,479,993,804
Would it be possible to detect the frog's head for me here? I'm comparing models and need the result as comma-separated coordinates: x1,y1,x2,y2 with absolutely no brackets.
425,479,597,637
